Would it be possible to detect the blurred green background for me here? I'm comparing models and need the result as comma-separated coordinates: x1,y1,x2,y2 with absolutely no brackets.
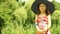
0,0,60,34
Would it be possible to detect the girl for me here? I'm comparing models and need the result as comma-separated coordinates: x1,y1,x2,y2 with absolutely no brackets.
35,3,51,34
31,0,55,34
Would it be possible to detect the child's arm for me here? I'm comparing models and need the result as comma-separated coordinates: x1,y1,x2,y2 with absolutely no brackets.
47,15,51,29
34,15,39,29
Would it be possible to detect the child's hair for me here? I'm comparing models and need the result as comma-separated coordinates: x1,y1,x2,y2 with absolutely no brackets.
37,3,50,16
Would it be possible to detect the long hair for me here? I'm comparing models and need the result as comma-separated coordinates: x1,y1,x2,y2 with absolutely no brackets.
37,3,50,16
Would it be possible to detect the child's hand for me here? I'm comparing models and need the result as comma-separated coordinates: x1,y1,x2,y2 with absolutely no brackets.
44,26,50,31
44,27,48,31
36,26,44,32
38,29,44,32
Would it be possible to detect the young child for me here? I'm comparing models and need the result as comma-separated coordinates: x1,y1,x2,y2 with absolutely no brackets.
35,3,51,34
31,0,55,34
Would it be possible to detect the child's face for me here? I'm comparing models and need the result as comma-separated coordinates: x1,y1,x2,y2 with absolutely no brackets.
39,3,46,12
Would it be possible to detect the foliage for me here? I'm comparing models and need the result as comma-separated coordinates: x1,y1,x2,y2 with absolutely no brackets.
0,0,60,34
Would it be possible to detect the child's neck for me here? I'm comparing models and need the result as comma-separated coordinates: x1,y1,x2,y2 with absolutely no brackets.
40,11,45,15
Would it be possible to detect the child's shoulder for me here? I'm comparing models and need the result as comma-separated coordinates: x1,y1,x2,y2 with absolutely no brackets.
35,14,39,17
47,15,51,18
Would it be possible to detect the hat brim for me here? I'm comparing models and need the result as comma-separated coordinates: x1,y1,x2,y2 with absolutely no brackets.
31,0,55,14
